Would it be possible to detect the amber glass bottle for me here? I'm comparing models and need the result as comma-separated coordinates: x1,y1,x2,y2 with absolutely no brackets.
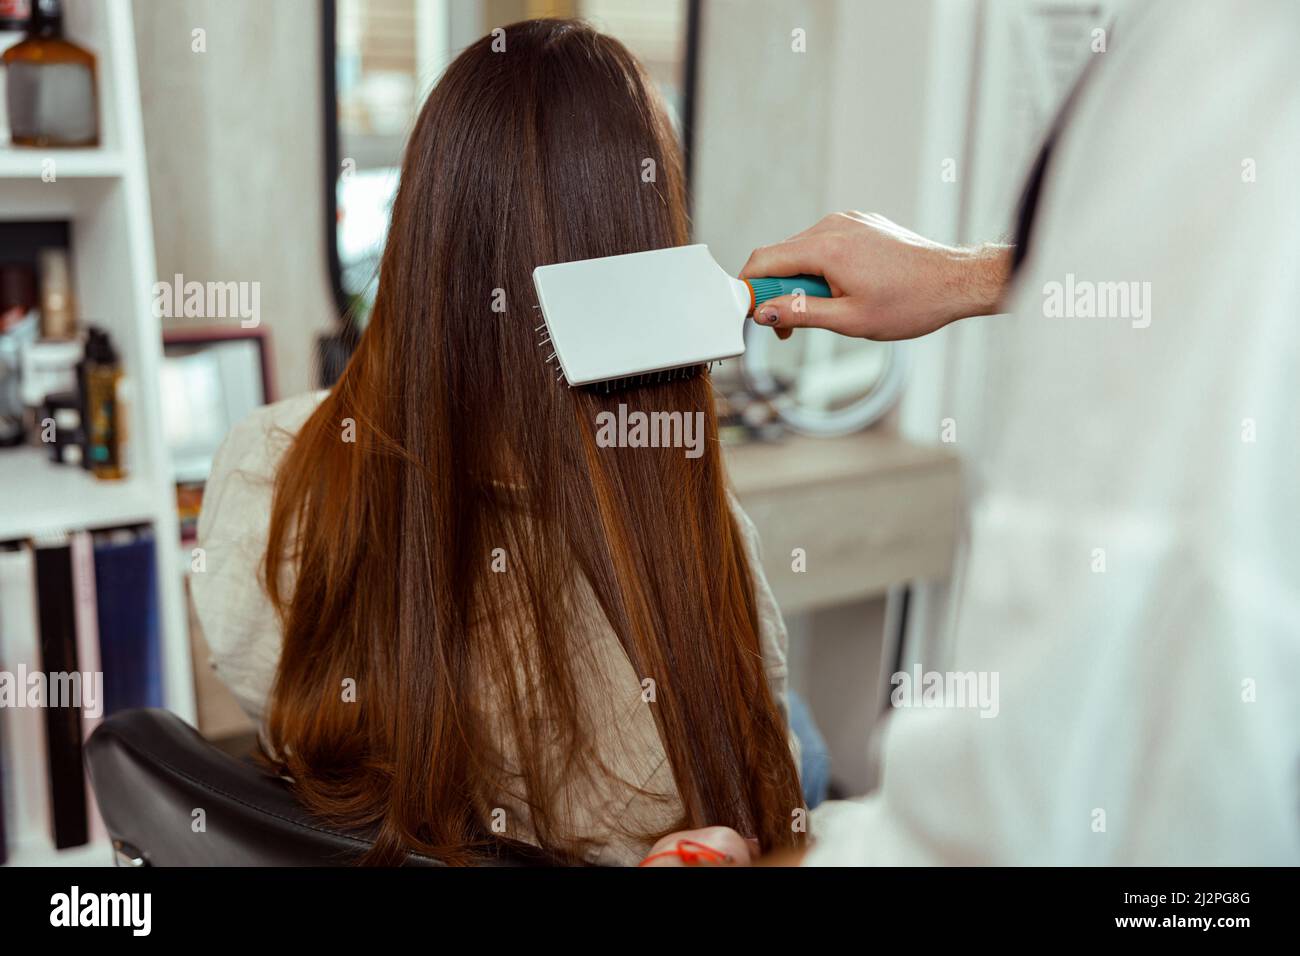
2,0,98,147
82,326,124,479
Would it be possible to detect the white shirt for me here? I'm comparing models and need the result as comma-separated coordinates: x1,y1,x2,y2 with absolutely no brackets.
807,0,1300,865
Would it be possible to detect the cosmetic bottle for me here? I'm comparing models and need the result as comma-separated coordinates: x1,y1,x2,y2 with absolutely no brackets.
81,325,124,479
0,1,29,144
38,247,75,338
2,0,98,148
40,388,80,463
0,0,30,31
0,260,36,445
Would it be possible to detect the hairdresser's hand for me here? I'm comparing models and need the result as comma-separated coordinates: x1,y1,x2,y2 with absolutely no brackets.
638,826,759,867
740,211,1012,341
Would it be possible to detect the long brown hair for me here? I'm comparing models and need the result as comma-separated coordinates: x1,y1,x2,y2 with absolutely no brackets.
263,18,803,864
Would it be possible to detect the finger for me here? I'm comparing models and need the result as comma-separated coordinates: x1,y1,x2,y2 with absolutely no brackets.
739,234,834,282
774,326,794,341
752,292,861,336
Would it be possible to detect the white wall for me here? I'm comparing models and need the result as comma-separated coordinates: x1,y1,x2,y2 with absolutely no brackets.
129,0,973,783
133,0,337,739
693,0,957,262
693,0,958,792
133,0,336,401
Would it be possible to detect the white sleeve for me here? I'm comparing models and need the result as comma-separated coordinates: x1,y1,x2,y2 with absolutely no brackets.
728,494,802,778
806,0,1300,865
191,394,323,722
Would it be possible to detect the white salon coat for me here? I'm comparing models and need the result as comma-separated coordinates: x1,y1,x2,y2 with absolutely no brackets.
807,0,1300,865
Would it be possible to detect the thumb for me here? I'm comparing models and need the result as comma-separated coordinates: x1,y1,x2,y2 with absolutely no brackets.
752,292,857,335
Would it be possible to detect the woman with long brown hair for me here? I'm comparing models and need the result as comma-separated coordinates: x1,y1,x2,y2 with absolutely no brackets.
192,18,804,865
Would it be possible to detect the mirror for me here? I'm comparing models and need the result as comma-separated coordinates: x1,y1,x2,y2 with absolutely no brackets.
740,323,907,436
328,0,696,329
323,1,903,435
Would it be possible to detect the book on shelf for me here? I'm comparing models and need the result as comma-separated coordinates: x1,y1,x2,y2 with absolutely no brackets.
32,534,89,850
69,530,107,845
0,543,53,861
93,527,163,715
0,526,162,861
0,725,6,865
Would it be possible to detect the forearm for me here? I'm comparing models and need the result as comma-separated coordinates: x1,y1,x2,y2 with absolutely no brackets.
741,213,1015,341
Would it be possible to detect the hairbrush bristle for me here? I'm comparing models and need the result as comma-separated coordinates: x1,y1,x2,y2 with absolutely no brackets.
579,362,715,394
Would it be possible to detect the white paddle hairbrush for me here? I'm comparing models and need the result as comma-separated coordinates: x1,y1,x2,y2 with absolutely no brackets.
533,244,830,390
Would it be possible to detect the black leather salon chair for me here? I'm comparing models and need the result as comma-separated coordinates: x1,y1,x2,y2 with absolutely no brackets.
85,708,549,867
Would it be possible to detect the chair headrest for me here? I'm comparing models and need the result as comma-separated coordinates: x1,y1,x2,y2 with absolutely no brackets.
86,708,440,866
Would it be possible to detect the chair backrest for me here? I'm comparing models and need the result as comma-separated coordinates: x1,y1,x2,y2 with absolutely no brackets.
85,708,549,866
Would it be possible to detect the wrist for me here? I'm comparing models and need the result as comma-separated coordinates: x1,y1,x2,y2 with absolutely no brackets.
960,243,1013,318
939,243,1011,325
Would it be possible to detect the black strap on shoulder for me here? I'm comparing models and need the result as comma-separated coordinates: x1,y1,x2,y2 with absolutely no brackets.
1010,25,1115,277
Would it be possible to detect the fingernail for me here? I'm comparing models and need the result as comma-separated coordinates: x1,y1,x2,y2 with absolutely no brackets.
756,308,778,325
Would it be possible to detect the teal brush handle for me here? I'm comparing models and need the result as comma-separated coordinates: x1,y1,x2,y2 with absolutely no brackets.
745,275,832,313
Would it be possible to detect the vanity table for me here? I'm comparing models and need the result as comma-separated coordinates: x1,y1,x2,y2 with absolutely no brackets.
727,430,962,613
728,429,962,792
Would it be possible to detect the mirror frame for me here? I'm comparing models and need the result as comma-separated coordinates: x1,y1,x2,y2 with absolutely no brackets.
318,0,702,386
740,322,909,437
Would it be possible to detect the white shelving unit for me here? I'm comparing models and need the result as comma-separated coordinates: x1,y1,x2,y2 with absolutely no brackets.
0,147,125,179
1,0,194,867
5,839,114,868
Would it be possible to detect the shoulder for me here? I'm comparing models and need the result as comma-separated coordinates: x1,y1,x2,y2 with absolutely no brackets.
725,490,789,671
191,391,328,721
214,390,329,481
726,488,798,764
726,489,764,560
197,391,329,538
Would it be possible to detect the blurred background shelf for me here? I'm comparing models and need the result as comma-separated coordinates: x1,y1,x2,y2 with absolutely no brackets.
0,147,125,179
0,0,194,869
4,840,113,867
0,446,157,540
0,0,193,719
729,432,961,615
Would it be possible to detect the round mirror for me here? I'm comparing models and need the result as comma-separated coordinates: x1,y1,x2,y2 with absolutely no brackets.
740,322,907,436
